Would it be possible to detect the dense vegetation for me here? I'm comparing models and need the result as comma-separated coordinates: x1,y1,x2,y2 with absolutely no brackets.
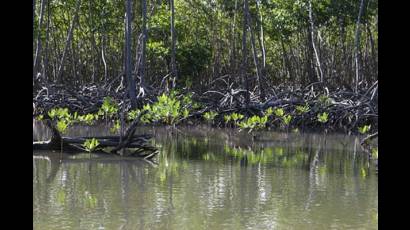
33,0,378,134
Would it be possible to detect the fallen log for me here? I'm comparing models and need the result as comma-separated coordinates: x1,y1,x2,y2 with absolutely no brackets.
33,113,158,159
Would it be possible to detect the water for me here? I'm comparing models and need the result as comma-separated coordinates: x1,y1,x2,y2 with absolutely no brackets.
33,123,378,229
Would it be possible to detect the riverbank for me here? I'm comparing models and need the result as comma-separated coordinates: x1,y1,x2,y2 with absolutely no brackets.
33,82,377,135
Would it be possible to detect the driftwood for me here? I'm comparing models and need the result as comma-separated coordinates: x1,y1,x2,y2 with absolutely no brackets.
33,114,158,160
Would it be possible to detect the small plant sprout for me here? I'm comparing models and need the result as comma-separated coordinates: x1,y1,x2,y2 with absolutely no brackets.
295,104,310,115
183,108,189,119
110,120,121,134
203,111,218,122
282,114,292,126
56,120,69,134
99,97,118,119
238,115,268,133
358,124,371,134
224,114,231,124
82,138,100,152
265,107,273,116
317,112,329,123
371,148,378,159
273,108,285,117
35,115,44,121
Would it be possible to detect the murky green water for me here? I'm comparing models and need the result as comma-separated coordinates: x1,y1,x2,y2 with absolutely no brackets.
33,124,378,229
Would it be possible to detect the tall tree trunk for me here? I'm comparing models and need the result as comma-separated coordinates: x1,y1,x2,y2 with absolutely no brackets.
256,0,266,86
43,0,51,83
102,35,108,84
57,0,81,83
354,0,366,93
241,0,250,106
308,0,323,83
125,0,137,108
247,11,264,101
141,0,148,89
170,0,177,89
34,0,46,80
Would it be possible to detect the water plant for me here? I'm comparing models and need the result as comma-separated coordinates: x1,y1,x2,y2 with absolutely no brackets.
371,148,378,159
82,138,100,152
56,120,69,134
295,104,310,115
238,115,268,132
223,113,244,127
78,113,97,125
98,97,118,119
358,124,371,134
48,107,71,121
317,112,329,123
265,107,274,116
110,120,120,134
282,114,292,126
148,93,182,125
203,111,218,122
273,108,285,117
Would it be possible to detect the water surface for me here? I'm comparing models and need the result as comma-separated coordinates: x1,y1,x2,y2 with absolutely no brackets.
33,124,378,229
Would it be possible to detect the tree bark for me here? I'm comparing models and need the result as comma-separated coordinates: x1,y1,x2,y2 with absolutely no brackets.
170,0,177,89
241,0,250,106
354,0,366,93
125,0,137,108
141,0,148,89
33,0,46,80
57,0,81,83
308,0,323,83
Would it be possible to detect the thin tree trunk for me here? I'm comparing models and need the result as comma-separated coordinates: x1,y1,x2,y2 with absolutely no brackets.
308,0,323,83
241,0,250,106
248,12,264,101
125,0,137,108
230,0,238,74
354,0,366,93
43,0,51,82
57,0,81,83
256,0,266,83
34,0,46,80
141,0,148,89
170,0,177,89
102,35,108,84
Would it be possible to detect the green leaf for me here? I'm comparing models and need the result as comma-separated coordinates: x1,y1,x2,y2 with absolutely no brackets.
82,138,100,152
317,112,329,123
274,108,285,117
358,124,371,134
56,120,68,134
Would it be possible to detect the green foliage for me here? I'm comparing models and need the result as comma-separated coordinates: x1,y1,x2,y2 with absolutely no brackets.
82,138,100,152
317,112,329,123
35,115,44,121
358,125,371,134
265,107,274,117
110,120,120,134
56,120,69,134
203,111,218,122
138,92,191,125
224,113,245,126
98,97,118,119
274,108,285,117
182,108,190,119
238,115,268,132
295,104,310,115
48,108,71,121
371,148,378,159
282,114,292,125
78,113,97,125
224,114,231,124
